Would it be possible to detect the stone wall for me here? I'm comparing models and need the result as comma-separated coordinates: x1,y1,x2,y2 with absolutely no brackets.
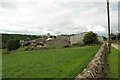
75,42,108,79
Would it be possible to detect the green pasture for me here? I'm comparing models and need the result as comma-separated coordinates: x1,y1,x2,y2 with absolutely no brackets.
3,46,99,78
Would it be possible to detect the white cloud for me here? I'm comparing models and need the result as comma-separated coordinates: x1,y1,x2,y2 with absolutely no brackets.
86,25,105,32
0,0,118,36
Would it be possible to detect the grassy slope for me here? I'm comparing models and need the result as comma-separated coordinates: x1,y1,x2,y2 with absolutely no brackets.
3,46,99,78
108,47,119,78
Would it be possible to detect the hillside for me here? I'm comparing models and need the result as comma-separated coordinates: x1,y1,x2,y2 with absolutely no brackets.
2,34,41,49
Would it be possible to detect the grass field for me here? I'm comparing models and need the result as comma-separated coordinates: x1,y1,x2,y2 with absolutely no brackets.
3,46,99,78
108,47,119,78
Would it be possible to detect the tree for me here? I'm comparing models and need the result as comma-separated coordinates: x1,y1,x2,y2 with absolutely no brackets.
50,36,53,38
83,31,98,45
53,36,56,38
2,34,40,49
7,39,20,51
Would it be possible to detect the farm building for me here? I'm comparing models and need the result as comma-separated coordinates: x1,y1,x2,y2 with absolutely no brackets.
44,36,70,48
70,32,87,45
98,36,104,42
31,38,46,47
20,32,103,48
70,32,103,45
20,38,46,47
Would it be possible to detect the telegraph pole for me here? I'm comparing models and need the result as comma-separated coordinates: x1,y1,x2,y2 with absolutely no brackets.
107,0,111,53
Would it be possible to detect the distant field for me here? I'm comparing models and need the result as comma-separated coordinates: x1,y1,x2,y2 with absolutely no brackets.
108,47,119,78
3,46,99,78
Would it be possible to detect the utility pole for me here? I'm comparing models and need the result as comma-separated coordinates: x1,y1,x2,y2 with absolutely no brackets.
107,0,111,53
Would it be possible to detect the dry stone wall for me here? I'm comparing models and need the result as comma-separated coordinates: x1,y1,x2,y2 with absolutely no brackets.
75,42,108,80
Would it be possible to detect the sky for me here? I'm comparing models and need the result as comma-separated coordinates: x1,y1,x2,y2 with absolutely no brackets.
0,0,119,36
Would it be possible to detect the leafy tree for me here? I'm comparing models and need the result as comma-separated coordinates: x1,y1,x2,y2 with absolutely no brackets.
7,39,20,51
50,36,53,38
103,36,107,41
53,36,56,38
2,34,40,49
83,31,98,45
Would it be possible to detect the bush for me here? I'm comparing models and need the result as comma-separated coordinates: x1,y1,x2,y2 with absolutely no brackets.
2,49,9,54
83,31,98,45
64,45,70,48
7,39,20,51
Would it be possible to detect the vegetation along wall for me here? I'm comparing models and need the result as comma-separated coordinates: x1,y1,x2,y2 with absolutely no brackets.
75,42,108,79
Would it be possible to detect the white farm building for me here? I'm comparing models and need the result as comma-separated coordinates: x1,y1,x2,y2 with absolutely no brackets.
70,32,103,45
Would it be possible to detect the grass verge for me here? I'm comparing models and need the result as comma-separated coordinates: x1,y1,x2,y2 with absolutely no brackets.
108,47,119,78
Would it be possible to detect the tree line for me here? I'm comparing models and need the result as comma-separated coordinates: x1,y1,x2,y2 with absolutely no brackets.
2,34,41,49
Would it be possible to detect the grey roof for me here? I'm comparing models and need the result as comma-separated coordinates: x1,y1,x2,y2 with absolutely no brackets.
31,38,45,43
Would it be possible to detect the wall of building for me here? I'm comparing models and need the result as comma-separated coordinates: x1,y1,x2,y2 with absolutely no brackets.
98,36,104,42
75,42,108,79
70,33,85,45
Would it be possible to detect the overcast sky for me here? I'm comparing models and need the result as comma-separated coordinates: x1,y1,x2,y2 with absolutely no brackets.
0,0,119,36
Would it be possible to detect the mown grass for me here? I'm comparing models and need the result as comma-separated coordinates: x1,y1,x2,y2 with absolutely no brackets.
108,47,119,78
3,45,99,78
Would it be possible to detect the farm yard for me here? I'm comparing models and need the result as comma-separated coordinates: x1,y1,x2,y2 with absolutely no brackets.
3,45,100,78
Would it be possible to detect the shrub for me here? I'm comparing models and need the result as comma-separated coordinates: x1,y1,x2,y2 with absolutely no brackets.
64,45,70,48
2,49,9,54
24,47,29,51
83,31,98,45
7,39,20,51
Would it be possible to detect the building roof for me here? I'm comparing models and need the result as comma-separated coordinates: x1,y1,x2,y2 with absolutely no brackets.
31,38,45,43
110,33,116,38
